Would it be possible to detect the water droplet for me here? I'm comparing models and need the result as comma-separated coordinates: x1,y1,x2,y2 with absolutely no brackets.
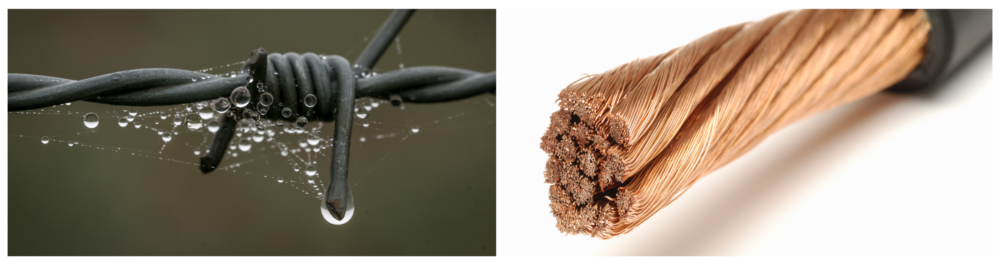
68,142,74,147
160,113,168,120
173,117,182,126
134,122,141,129
307,133,321,146
256,82,265,91
118,117,128,127
83,112,99,128
259,92,274,106
360,137,366,142
281,150,288,156
161,133,172,142
298,138,308,148
230,86,251,108
212,97,231,113
250,110,261,121
185,113,203,130
128,109,137,116
362,121,369,128
277,177,285,183
246,75,254,84
257,102,269,116
303,94,317,108
192,77,197,82
390,94,403,107
252,131,264,143
238,138,252,152
281,107,293,118
199,107,214,120
411,125,420,133
293,163,301,172
399,63,405,69
41,136,49,144
207,120,220,133
111,73,121,81
295,116,308,129
230,71,236,77
305,165,317,176
320,187,354,225
308,177,315,184
356,108,369,119
194,149,201,155
126,115,134,122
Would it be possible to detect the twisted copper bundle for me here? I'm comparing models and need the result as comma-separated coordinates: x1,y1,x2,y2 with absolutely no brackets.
540,9,930,239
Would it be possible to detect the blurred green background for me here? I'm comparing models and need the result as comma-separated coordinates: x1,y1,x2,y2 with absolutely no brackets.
7,9,496,255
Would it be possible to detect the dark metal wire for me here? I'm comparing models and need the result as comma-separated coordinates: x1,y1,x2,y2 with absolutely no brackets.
6,9,494,222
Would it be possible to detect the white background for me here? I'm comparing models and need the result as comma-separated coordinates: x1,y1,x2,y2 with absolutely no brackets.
503,9,993,255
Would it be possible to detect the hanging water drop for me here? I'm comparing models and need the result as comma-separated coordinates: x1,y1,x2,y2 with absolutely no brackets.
411,125,420,133
360,137,366,142
194,150,201,155
238,138,252,152
83,112,99,128
356,108,369,119
185,113,204,130
281,107,293,118
207,120,220,133
126,115,134,122
362,121,369,128
308,177,315,184
160,113,168,120
305,165,317,176
371,101,379,108
303,94,317,108
293,163,301,172
295,116,308,129
134,122,141,129
281,150,288,156
41,136,49,144
230,86,251,108
246,75,253,84
213,97,231,113
389,94,403,107
68,142,74,147
161,132,172,143
277,177,285,183
173,117,182,126
298,139,308,148
118,117,128,127
128,109,138,116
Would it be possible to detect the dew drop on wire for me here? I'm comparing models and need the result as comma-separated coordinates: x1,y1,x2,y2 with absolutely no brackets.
199,106,215,119
214,97,232,113
238,138,252,152
111,73,121,81
296,116,308,129
390,94,402,107
304,94,317,108
207,120,220,133
185,113,203,130
305,165,317,176
230,86,251,108
260,92,274,106
411,125,420,133
246,76,253,84
83,112,99,128
41,136,49,144
356,108,369,119
118,117,128,127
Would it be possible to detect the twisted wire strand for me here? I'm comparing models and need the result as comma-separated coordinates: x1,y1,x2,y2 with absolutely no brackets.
541,9,929,238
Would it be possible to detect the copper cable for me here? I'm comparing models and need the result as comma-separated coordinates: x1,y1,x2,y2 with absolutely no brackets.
540,9,930,239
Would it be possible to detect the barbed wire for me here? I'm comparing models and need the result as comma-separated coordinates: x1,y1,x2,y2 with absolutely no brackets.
5,9,495,223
